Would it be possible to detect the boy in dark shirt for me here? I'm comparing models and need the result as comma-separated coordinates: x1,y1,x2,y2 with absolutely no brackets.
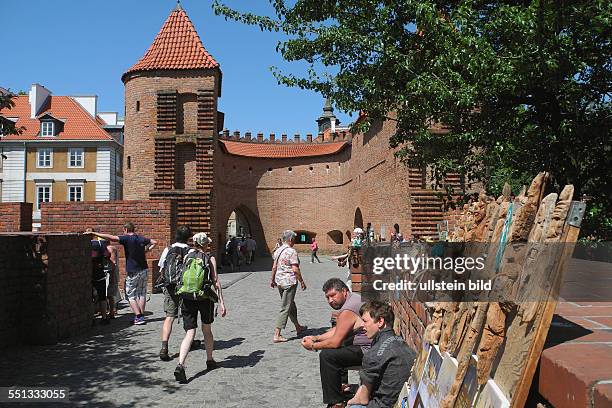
347,301,416,408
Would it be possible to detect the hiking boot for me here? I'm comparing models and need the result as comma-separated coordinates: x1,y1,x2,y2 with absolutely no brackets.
206,359,218,371
174,364,187,384
159,347,170,361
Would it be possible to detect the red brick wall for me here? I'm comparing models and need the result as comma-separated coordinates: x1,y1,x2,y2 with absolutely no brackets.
123,70,220,199
0,202,33,232
40,200,177,290
0,233,92,347
214,119,413,255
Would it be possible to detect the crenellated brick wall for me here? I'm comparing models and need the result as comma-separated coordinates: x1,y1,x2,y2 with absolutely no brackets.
0,202,33,232
0,233,92,347
40,200,177,291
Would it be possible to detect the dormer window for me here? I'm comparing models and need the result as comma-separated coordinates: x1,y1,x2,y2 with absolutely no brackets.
41,121,54,136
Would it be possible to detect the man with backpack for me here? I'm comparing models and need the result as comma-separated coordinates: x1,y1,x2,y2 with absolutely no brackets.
157,225,192,361
174,232,227,383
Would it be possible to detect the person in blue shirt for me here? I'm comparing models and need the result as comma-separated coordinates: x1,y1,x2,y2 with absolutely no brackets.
90,222,157,325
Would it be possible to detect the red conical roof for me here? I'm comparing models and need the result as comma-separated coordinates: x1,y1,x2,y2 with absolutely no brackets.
123,5,219,81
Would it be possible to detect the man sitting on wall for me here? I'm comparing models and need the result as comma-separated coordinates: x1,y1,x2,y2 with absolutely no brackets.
301,278,372,408
347,301,416,408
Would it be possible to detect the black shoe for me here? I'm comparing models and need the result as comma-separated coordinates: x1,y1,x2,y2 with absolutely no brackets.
206,359,218,371
174,364,187,383
159,347,170,361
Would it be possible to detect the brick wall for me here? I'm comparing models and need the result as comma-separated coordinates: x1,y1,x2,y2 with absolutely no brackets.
123,70,219,200
40,200,177,291
0,202,33,232
214,118,413,255
0,233,92,347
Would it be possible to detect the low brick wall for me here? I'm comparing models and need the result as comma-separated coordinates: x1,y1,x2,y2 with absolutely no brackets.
40,200,177,291
0,202,33,232
350,243,429,351
0,233,92,347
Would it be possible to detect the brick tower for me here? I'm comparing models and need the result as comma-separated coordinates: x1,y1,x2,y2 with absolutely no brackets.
122,3,222,241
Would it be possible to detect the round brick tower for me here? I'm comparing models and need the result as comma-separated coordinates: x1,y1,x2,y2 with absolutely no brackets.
121,2,222,238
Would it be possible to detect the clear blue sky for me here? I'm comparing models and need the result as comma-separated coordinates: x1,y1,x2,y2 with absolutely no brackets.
0,0,353,136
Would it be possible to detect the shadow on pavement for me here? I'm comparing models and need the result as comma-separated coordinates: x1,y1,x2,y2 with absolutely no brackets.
220,350,265,368
214,337,246,350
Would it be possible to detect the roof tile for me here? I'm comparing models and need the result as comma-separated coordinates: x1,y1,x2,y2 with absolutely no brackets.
123,7,219,80
0,96,114,141
219,140,347,159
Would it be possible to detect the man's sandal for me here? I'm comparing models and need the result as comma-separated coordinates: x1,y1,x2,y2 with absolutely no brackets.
273,336,288,343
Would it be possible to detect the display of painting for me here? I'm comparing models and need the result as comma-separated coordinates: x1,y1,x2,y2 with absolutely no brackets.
398,343,508,408
395,171,582,408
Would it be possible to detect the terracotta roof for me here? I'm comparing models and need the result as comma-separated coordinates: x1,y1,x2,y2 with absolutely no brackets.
0,95,114,141
123,7,219,80
219,140,348,158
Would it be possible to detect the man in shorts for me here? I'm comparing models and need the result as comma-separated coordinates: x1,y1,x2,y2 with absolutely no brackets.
158,225,192,361
174,232,227,383
90,222,157,325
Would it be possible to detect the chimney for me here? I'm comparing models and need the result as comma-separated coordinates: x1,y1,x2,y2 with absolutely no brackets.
245,132,252,141
269,133,275,143
72,95,98,118
257,133,264,142
306,134,313,142
294,134,300,143
281,134,287,143
28,84,51,119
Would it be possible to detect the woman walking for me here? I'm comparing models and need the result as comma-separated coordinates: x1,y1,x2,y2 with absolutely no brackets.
270,230,307,342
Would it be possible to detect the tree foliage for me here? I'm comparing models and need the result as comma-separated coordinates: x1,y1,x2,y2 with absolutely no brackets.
0,91,23,138
213,1,612,238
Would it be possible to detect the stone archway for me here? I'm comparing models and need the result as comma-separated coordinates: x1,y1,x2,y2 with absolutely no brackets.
220,204,267,258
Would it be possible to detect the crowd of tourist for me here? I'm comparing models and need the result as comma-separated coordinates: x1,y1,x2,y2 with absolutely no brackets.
85,223,416,407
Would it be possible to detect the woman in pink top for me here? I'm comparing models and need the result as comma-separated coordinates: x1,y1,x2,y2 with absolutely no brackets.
311,238,321,263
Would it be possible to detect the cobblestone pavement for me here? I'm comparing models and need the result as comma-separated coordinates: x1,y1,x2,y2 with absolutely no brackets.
0,256,351,407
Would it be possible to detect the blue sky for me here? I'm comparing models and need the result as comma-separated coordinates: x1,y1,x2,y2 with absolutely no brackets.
0,0,353,136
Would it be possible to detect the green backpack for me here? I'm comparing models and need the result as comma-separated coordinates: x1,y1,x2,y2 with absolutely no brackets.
176,251,218,302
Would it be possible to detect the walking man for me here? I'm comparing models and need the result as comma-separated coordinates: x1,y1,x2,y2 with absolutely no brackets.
158,225,192,361
311,237,322,263
90,222,156,325
174,232,227,383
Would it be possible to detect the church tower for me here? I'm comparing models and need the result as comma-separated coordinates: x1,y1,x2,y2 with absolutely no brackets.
122,2,222,238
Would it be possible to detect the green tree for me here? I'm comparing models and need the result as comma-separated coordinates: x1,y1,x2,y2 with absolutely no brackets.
0,90,23,138
214,1,612,238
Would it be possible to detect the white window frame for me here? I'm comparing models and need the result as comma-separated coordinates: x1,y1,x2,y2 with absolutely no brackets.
67,183,84,202
36,148,53,168
41,121,55,137
36,183,52,210
68,148,85,168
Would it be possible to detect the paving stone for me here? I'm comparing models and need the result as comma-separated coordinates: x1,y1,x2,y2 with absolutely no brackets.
0,256,348,407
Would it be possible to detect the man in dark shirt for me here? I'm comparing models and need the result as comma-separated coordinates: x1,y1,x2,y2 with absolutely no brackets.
90,222,157,325
347,301,416,408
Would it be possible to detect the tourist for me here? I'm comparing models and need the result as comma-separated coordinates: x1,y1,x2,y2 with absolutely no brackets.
174,232,227,383
89,222,157,325
301,278,372,408
273,238,282,255
311,237,322,263
246,235,257,264
158,225,192,361
270,230,307,343
87,230,112,325
106,244,121,319
347,301,416,408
